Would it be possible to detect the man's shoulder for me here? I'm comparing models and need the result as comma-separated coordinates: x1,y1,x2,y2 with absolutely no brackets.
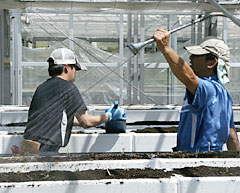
198,76,231,100
40,77,75,88
198,76,223,89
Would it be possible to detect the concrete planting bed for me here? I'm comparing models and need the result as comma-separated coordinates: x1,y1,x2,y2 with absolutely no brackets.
0,152,240,193
0,131,238,154
1,106,240,192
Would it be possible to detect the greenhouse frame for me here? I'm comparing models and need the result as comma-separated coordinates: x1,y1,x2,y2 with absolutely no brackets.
1,0,240,106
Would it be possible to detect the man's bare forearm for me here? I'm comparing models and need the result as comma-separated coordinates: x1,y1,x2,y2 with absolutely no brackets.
153,29,198,95
75,111,109,128
227,127,240,151
162,47,198,95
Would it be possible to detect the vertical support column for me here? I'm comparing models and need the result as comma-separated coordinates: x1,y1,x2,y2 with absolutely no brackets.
0,10,10,105
204,15,211,37
11,10,22,105
197,14,203,44
119,13,124,104
133,12,139,104
223,17,227,43
69,13,74,50
167,15,171,104
32,37,37,48
0,10,4,104
191,15,196,45
127,12,132,104
139,14,145,104
168,15,177,104
204,14,218,37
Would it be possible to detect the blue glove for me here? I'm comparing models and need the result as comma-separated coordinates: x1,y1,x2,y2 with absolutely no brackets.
112,107,127,120
105,101,119,122
105,106,113,122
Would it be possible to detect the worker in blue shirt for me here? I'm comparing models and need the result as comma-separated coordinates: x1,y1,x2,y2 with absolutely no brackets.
153,29,239,152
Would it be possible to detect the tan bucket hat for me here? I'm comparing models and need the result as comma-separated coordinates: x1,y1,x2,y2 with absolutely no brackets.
184,37,230,76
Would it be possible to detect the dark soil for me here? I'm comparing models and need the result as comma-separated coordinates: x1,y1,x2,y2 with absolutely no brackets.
134,127,178,133
5,122,240,133
134,127,240,133
175,166,239,177
1,152,240,182
2,151,240,164
0,169,172,182
0,166,239,182
128,121,179,125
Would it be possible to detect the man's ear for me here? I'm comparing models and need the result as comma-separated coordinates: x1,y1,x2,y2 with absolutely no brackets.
207,58,218,69
63,65,68,73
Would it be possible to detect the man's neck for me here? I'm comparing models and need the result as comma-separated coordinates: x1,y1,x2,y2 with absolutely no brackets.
55,75,69,81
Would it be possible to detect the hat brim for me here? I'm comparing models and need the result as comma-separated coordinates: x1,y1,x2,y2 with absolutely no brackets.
76,61,87,71
184,45,210,55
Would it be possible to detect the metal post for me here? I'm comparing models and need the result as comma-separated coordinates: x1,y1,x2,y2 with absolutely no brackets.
197,15,203,44
69,13,73,50
127,12,132,104
11,10,22,105
223,17,227,43
205,15,218,37
133,12,139,104
191,15,196,45
119,13,124,104
169,15,177,104
204,14,211,37
0,10,4,104
0,10,10,105
139,14,145,104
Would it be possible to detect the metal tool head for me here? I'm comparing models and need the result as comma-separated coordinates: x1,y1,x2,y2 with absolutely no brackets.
127,38,155,55
127,43,143,55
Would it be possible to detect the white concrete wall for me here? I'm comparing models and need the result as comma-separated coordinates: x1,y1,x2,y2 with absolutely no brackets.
1,133,240,154
1,158,240,173
1,133,177,154
0,177,240,193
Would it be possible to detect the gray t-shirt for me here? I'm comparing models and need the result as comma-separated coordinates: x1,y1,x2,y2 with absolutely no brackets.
24,77,87,147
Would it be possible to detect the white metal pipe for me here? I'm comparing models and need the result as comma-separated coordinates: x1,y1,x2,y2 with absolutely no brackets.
128,13,225,55
0,10,4,104
69,13,73,50
119,13,124,105
11,10,22,105
139,14,145,104
208,0,240,27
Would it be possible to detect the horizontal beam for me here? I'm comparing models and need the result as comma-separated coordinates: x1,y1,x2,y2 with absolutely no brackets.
2,105,240,125
1,1,240,13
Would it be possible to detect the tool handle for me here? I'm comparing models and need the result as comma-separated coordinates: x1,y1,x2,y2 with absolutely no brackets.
114,101,119,109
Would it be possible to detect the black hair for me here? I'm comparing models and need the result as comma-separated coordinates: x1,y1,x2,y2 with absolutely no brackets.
205,53,218,61
69,64,76,69
48,58,64,77
48,58,76,77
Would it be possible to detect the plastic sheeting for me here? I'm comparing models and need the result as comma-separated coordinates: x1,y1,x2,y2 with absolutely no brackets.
22,39,129,105
17,10,240,106
22,38,120,63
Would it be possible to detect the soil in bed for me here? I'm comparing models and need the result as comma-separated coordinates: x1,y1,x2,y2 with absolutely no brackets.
1,151,240,163
5,124,240,133
134,127,178,133
0,152,240,182
0,166,240,182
